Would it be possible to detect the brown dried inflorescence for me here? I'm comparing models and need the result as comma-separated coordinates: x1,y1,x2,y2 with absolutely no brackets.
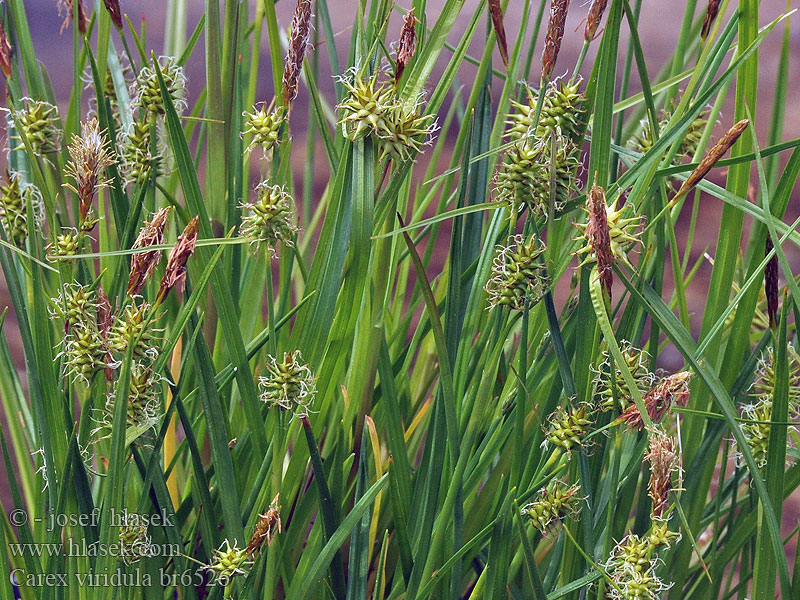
677,119,748,198
586,185,613,299
0,21,12,79
764,237,778,329
58,0,89,35
644,429,680,519
395,9,420,84
701,0,721,39
282,0,313,107
64,118,116,231
584,0,608,41
488,0,508,66
103,0,123,30
541,0,570,82
620,371,692,430
157,216,199,305
128,208,171,297
246,495,282,555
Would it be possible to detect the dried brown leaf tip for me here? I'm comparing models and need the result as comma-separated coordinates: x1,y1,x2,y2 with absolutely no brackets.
488,0,509,67
619,371,692,430
128,208,171,297
58,0,89,35
282,0,313,107
0,21,13,79
677,118,748,198
764,236,779,329
395,9,420,84
644,428,680,520
541,0,570,82
103,0,123,31
584,0,608,41
701,0,720,39
246,495,282,555
157,216,199,305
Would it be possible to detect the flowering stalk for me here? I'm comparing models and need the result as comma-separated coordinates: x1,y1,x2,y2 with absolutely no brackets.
0,21,12,80
103,0,123,31
541,0,570,83
156,216,199,306
488,0,508,66
584,0,608,41
701,0,721,39
128,208,171,297
282,0,313,107
618,371,692,430
395,9,419,84
64,118,116,231
764,237,779,329
58,0,88,35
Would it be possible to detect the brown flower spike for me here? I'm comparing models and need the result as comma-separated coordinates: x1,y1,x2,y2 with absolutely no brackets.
128,208,171,297
157,216,199,304
764,237,778,329
0,21,12,80
64,118,116,230
645,429,680,519
58,0,88,35
701,0,721,39
395,9,419,84
282,0,313,107
246,495,282,555
620,371,692,430
541,0,570,82
488,0,509,67
103,0,124,31
586,185,613,301
584,0,608,41
677,119,748,199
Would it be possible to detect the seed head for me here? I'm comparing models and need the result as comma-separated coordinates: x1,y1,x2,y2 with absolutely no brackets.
543,402,594,454
258,350,317,419
752,345,800,410
0,21,13,79
677,119,748,198
128,208,171,297
493,135,580,217
737,400,775,470
282,0,313,106
50,283,98,332
94,366,162,444
132,56,187,116
108,301,161,361
117,524,152,565
243,103,285,157
584,0,608,41
593,340,656,413
644,428,681,520
764,237,779,330
619,371,692,430
64,118,116,229
157,216,199,304
0,170,44,247
338,71,395,141
239,182,297,255
647,521,680,549
103,0,123,30
205,540,253,586
605,534,671,600
485,234,549,310
117,119,161,185
521,479,582,534
628,100,711,163
395,9,420,83
541,0,570,82
505,78,586,145
246,494,282,555
58,0,88,34
61,324,108,383
12,98,63,155
46,228,81,262
375,96,437,163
